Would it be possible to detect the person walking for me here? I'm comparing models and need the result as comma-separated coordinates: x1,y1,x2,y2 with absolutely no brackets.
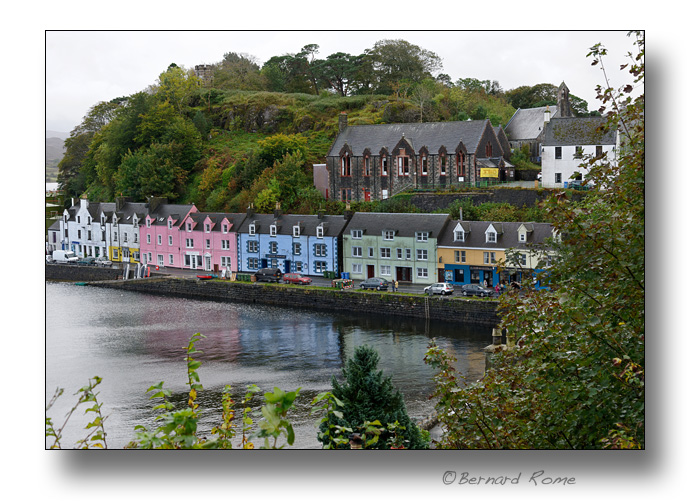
394,280,399,292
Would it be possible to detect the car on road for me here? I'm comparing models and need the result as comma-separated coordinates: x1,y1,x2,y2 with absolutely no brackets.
424,282,454,296
359,277,390,291
255,268,282,283
95,257,113,267
459,284,494,298
283,273,312,285
77,257,97,266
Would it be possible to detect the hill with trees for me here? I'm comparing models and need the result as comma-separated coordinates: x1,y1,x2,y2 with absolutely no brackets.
57,39,598,217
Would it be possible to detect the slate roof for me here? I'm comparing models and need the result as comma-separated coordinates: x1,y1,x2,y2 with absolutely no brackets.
147,204,196,225
504,106,562,142
186,212,247,232
343,212,450,239
437,221,554,250
543,117,617,146
237,213,351,238
327,120,493,157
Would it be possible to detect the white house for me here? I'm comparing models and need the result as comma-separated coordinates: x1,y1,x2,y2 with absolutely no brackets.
541,116,617,188
60,198,113,258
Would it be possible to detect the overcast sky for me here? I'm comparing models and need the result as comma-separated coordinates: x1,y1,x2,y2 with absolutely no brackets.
46,30,639,133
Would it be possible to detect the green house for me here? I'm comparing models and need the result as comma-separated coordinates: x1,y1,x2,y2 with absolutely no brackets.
342,212,450,285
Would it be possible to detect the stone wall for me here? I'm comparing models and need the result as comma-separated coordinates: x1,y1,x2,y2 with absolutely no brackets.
85,277,501,326
45,264,124,282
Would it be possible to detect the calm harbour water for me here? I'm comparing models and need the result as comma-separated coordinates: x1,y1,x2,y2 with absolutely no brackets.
45,281,490,449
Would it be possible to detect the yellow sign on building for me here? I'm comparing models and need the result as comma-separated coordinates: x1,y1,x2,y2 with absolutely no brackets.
480,168,499,178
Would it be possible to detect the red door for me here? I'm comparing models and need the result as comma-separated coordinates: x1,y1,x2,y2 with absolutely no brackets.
367,265,375,278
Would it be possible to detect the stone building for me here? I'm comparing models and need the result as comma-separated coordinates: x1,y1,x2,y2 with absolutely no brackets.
325,114,514,203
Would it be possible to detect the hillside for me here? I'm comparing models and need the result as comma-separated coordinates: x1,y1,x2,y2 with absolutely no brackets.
46,133,67,182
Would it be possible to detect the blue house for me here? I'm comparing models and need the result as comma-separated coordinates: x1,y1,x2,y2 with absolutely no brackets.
236,205,352,276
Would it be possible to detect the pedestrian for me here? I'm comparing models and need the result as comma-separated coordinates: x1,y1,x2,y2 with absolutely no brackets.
495,283,500,295
394,280,399,292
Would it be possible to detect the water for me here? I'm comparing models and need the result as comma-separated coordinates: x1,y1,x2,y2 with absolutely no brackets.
45,281,491,449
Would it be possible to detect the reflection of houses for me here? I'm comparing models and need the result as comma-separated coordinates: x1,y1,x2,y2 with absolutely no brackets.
504,82,574,163
325,115,513,202
541,116,617,188
342,212,450,285
437,220,554,288
236,204,352,276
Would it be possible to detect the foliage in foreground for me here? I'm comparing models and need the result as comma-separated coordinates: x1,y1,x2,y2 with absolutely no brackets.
424,33,644,449
46,335,422,449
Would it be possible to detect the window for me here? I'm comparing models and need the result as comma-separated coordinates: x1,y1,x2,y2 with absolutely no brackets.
341,188,352,202
168,220,173,230
248,258,260,270
484,252,490,264
596,145,603,157
169,254,174,265
397,156,409,176
293,242,302,255
421,156,428,176
314,261,327,273
249,224,256,236
293,225,300,238
574,146,583,159
454,230,464,242
222,223,229,233
157,235,162,245
168,236,173,246
186,238,194,248
457,152,465,178
351,229,362,239
269,242,278,254
352,263,362,274
222,240,230,250
158,254,164,266
396,248,403,260
341,153,351,177
368,247,375,258
270,224,277,237
294,262,303,272
440,155,447,176
248,241,258,253
555,173,562,184
520,254,527,266
454,250,460,262
417,249,428,261
314,243,327,256
380,247,391,258
221,257,231,268
485,143,493,157
383,230,395,240
487,232,496,243
417,267,428,279
364,156,371,176
519,233,526,243
491,252,496,263
187,222,193,232
380,265,391,276
206,239,211,249
317,225,324,239
416,231,428,242
352,246,363,257
205,223,211,233
382,189,389,200
555,147,562,159
381,156,388,176
405,248,412,260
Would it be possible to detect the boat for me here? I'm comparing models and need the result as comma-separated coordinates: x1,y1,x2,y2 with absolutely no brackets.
196,275,216,280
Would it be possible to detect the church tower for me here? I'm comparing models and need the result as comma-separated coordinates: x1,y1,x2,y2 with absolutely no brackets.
557,82,573,117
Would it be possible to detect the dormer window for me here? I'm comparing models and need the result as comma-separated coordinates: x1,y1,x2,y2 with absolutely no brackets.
205,223,211,233
270,224,277,237
486,231,497,243
167,219,173,230
317,225,324,239
187,222,193,232
454,230,465,242
383,230,395,241
519,233,526,243
222,223,229,233
249,223,256,236
293,225,300,238
415,232,428,242
351,229,362,239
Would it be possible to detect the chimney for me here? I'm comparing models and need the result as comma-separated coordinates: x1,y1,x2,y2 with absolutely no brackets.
116,196,131,211
274,201,283,219
544,105,551,124
343,202,354,221
147,196,167,214
317,208,325,220
246,203,255,218
338,112,348,132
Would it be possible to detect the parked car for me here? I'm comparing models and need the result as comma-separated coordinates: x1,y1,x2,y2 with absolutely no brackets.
95,257,113,267
255,268,282,283
460,284,494,297
359,277,389,291
52,250,79,263
77,256,97,266
424,282,454,296
283,273,312,285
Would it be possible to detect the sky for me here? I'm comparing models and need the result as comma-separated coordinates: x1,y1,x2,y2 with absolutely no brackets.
45,30,640,133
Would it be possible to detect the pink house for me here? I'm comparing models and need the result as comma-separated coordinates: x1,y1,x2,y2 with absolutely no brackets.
179,212,246,274
141,201,198,269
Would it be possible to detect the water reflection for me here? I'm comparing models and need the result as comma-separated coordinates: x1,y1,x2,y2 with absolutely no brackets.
46,282,491,449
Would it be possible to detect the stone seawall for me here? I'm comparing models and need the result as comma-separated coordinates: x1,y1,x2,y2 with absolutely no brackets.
82,277,501,326
45,263,124,282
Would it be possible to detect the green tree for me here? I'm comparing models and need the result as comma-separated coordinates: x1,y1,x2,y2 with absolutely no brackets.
326,345,428,449
365,39,443,95
426,33,644,449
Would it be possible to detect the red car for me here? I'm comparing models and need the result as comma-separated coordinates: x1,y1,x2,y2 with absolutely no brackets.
283,273,312,285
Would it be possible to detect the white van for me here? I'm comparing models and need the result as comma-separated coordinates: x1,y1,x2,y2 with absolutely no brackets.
52,250,79,263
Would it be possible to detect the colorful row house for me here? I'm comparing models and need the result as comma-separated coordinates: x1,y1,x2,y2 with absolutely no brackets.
437,220,555,288
237,206,352,276
342,212,451,285
141,199,199,269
